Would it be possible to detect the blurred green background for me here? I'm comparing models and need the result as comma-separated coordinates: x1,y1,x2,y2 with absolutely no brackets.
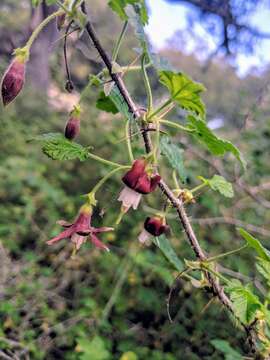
0,1,270,359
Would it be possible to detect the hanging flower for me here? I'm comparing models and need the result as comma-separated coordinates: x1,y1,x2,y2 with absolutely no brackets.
64,105,81,140
138,216,169,244
47,204,113,252
118,158,161,212
1,55,26,106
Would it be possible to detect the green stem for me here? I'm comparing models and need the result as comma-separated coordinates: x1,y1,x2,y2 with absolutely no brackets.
70,0,82,10
207,244,248,263
102,63,151,76
159,103,175,118
88,165,130,197
148,98,174,121
159,119,195,132
25,10,64,51
79,73,102,104
172,170,180,189
153,118,160,163
88,152,124,168
55,0,70,12
125,121,134,163
112,20,128,62
190,183,207,194
141,53,153,113
202,264,230,285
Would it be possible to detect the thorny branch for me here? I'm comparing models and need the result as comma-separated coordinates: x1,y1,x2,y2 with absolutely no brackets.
80,2,258,354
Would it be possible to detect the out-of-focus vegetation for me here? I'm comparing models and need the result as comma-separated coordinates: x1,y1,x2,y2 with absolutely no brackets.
0,1,270,359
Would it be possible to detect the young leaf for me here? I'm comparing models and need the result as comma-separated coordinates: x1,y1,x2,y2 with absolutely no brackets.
199,175,234,198
109,86,133,121
187,115,246,169
160,135,187,183
30,133,90,161
152,234,183,272
96,86,133,122
238,228,270,262
96,91,119,114
108,0,148,25
125,6,175,71
211,339,243,360
226,279,262,324
159,71,206,118
125,4,148,52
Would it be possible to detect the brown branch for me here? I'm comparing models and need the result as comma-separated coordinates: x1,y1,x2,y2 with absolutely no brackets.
191,217,270,237
80,3,257,353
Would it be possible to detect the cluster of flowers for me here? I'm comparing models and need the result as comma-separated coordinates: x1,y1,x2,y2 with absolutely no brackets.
46,158,168,251
1,54,169,253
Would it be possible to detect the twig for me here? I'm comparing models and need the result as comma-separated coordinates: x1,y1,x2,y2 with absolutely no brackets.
191,217,270,237
64,20,75,92
80,3,258,353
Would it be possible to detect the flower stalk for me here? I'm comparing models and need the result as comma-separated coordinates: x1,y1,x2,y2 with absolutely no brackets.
25,9,65,52
112,20,128,62
87,165,131,205
141,53,153,114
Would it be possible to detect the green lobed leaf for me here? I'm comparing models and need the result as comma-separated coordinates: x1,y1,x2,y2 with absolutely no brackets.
238,228,270,262
210,339,243,360
226,279,262,324
160,135,187,183
159,71,206,118
108,0,148,25
256,258,270,287
30,133,90,161
76,336,110,360
187,115,246,168
199,175,234,198
152,234,183,272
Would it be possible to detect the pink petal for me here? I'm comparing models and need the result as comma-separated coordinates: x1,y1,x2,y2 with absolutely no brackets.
46,228,74,245
90,234,109,252
56,220,73,228
118,186,142,210
71,233,87,250
93,227,114,233
138,229,151,245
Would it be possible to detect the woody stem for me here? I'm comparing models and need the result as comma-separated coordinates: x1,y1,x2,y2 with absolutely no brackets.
80,3,258,353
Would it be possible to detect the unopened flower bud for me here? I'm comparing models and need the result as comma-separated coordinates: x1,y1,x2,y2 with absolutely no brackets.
1,56,26,106
64,105,81,140
138,216,169,244
144,216,169,237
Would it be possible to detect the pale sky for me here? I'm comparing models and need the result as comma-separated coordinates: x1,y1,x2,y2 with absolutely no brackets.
145,0,270,76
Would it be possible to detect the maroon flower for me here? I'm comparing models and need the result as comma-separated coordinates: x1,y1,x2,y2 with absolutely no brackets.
1,57,26,106
65,105,81,140
118,159,161,212
138,216,169,244
47,204,113,251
